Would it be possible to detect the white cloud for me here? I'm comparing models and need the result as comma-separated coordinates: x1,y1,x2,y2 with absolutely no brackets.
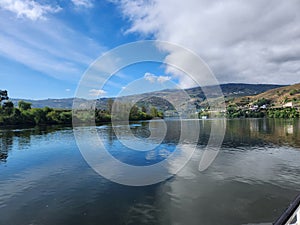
117,0,300,85
0,0,61,20
144,72,171,83
89,89,107,96
0,11,104,82
65,89,71,92
71,0,93,8
144,72,156,83
157,75,171,83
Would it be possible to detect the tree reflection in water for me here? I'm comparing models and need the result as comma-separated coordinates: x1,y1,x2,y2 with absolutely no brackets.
0,125,72,163
0,130,13,162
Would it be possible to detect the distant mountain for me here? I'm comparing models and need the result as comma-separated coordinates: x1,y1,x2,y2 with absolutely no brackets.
10,83,286,110
10,98,76,109
10,97,113,110
218,83,285,97
112,83,285,111
181,83,285,100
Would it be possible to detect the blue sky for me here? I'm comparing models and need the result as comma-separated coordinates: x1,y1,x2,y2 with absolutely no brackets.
0,0,299,99
0,0,141,99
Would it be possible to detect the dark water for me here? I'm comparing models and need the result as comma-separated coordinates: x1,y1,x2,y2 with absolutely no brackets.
0,119,299,225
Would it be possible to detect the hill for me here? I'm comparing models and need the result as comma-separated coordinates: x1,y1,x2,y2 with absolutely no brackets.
233,83,300,108
10,83,285,110
10,98,108,110
10,98,75,109
187,83,284,99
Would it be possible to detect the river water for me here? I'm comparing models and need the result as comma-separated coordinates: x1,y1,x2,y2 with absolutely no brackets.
0,119,299,225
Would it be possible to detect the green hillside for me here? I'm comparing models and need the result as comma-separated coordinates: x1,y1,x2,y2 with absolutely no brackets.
232,83,300,108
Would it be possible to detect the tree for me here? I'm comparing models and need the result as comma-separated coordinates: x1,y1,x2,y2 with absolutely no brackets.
2,101,14,115
289,89,300,96
255,98,271,107
18,101,32,111
46,111,60,123
31,108,47,124
141,106,147,113
59,111,72,124
129,105,140,120
0,90,9,105
150,107,158,117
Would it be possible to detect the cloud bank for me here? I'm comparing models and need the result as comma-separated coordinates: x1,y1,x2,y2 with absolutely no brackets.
0,1,104,82
117,0,300,86
89,89,107,96
0,0,61,20
71,0,93,9
144,72,171,84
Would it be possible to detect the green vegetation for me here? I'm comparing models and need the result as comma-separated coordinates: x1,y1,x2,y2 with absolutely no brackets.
0,90,8,102
267,108,299,118
198,110,210,118
226,109,265,118
289,89,300,95
0,91,73,126
253,98,271,107
225,103,265,118
18,100,32,111
0,90,162,126
226,106,299,119
0,97,72,126
93,102,161,122
226,83,300,118
2,84,299,124
93,104,155,122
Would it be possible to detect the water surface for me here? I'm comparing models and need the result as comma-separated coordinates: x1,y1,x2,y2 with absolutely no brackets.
0,119,299,225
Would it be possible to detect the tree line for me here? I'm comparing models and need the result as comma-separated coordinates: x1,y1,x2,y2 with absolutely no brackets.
0,101,72,126
226,104,299,119
0,90,163,126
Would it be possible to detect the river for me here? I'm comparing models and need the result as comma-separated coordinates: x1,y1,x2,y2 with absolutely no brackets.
0,118,299,225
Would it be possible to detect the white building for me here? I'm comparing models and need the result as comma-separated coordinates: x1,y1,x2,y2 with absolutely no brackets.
283,102,293,108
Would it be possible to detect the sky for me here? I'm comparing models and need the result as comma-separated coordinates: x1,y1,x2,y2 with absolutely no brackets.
0,0,299,99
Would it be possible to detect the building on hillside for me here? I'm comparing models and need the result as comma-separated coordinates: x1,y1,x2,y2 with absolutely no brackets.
249,105,259,111
260,104,267,109
283,102,293,108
